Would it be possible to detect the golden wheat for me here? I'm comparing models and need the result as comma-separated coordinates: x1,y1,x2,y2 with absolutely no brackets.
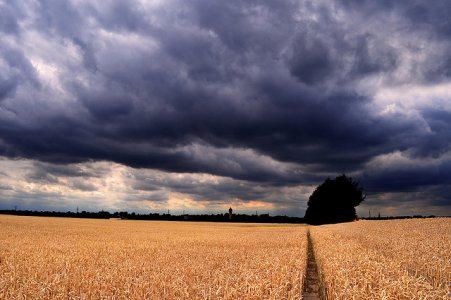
310,218,451,299
0,215,307,299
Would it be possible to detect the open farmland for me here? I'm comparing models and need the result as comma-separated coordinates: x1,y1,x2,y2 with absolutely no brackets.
1,215,450,300
0,215,307,299
310,218,451,299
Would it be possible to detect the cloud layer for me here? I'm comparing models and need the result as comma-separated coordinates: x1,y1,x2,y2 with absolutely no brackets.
1,0,451,216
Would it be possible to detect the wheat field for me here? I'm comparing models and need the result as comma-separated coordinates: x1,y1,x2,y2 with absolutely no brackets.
310,218,451,299
1,215,450,300
0,215,307,299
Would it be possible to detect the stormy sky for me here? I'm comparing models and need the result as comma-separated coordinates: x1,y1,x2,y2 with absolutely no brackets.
1,0,451,216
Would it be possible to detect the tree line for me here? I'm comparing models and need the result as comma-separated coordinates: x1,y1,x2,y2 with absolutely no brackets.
0,209,304,223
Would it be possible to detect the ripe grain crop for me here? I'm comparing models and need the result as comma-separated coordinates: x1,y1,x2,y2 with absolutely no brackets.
310,218,451,299
0,215,307,299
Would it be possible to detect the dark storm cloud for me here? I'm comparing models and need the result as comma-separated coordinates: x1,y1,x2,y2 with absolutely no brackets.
30,162,107,178
1,0,451,214
340,0,451,35
409,109,451,158
338,0,451,83
24,162,108,191
132,173,270,202
363,161,451,194
25,165,91,188
0,45,37,102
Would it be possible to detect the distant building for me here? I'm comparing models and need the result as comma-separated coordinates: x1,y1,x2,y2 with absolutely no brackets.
228,207,233,220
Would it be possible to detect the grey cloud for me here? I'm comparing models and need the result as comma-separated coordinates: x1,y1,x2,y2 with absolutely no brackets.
140,192,168,203
33,0,84,37
26,169,59,184
130,170,309,208
68,179,98,192
0,45,37,102
0,183,12,190
133,175,267,202
338,0,451,83
24,162,109,189
0,2,22,34
0,77,18,102
289,33,333,85
0,1,442,168
32,162,101,178
0,0,450,215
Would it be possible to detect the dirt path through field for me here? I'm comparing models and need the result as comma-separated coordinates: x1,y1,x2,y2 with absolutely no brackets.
303,230,321,300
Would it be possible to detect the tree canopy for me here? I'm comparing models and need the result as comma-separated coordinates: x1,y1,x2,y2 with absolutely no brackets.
304,174,365,225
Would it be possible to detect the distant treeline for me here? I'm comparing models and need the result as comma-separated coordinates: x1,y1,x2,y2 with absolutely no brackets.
0,210,445,223
0,209,304,223
362,215,439,220
0,209,112,219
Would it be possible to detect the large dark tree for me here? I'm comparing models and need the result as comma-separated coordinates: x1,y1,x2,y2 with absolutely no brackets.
304,174,365,225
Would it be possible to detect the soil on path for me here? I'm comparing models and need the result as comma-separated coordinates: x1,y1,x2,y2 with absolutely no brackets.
303,231,321,300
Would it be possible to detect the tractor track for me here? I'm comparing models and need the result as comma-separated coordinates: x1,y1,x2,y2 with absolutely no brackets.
303,230,322,300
